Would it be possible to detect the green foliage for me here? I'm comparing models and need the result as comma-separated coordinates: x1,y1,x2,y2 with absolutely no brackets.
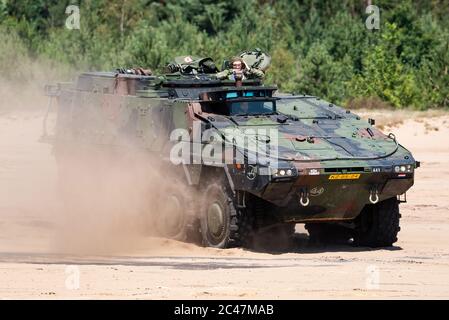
419,36,449,108
0,0,448,109
348,23,422,109
0,26,31,79
295,42,353,104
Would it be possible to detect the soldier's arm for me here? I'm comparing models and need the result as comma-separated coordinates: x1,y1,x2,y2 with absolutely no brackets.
246,67,265,79
215,69,231,80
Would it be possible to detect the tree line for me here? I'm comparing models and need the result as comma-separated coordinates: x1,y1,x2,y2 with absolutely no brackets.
0,0,448,109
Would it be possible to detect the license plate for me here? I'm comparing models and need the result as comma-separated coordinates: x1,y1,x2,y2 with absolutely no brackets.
328,173,361,180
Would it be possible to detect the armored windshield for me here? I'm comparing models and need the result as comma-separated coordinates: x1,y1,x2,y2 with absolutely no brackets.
229,101,274,115
201,100,275,116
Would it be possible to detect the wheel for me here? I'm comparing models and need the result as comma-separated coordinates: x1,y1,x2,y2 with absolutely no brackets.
199,183,238,248
353,197,401,247
305,223,352,245
152,183,193,241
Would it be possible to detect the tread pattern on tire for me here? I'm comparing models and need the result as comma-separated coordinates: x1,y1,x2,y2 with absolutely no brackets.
200,180,295,249
200,182,244,248
354,197,401,247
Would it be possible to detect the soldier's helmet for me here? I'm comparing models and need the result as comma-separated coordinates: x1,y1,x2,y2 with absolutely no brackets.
221,49,271,72
239,48,271,71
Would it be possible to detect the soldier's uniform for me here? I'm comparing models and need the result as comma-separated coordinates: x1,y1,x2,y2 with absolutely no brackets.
166,55,265,80
216,49,268,80
215,67,265,80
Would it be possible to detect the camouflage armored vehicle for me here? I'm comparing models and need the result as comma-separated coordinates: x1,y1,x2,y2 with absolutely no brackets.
44,51,418,249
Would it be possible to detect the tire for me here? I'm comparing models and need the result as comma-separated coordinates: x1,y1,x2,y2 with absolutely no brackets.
200,183,238,248
152,183,192,241
236,209,256,248
353,197,401,247
305,223,352,245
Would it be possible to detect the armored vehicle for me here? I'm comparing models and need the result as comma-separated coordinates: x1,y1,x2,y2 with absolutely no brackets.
44,52,418,249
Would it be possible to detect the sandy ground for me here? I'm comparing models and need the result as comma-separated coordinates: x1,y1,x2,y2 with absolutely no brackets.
0,110,449,299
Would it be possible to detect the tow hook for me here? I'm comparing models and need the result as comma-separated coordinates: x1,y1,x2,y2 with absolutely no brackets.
369,188,380,204
299,189,310,207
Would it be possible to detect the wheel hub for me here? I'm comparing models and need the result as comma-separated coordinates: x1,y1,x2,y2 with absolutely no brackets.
207,202,225,238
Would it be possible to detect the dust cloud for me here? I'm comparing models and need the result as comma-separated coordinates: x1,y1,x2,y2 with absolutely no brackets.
0,62,197,256
52,149,174,255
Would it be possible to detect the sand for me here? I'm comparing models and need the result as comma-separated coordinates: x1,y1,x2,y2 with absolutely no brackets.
0,110,448,299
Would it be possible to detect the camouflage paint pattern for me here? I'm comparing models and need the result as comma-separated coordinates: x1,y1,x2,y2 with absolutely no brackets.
48,70,417,223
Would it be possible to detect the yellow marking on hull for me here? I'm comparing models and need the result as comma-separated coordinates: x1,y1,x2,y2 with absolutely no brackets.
328,173,361,180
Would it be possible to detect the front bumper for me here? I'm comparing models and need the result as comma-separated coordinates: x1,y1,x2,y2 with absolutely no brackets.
230,164,415,222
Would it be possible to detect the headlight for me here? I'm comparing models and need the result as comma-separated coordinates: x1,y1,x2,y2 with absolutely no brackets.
271,167,297,178
393,164,413,173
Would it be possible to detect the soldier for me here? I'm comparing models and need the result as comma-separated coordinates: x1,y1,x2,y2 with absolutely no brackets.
165,56,219,74
233,101,250,115
215,57,265,80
